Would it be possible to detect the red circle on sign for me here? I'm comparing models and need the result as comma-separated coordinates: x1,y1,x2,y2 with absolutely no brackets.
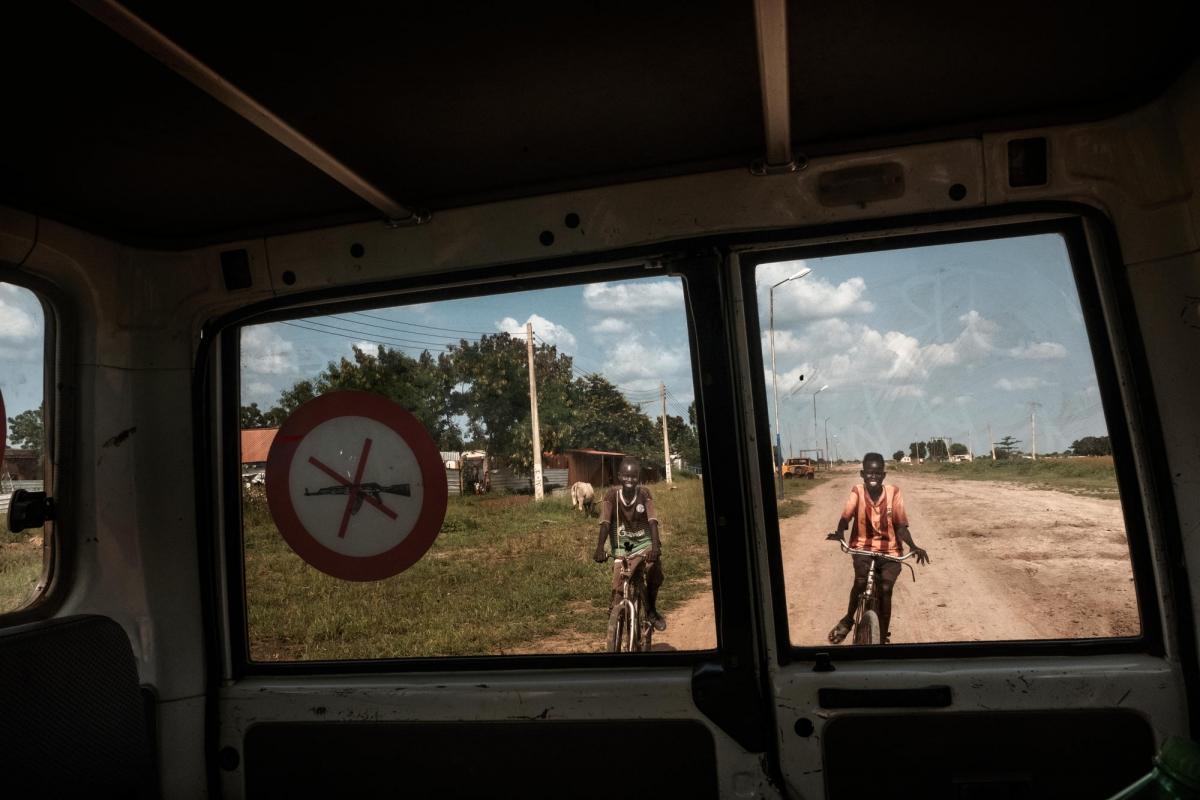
264,391,448,581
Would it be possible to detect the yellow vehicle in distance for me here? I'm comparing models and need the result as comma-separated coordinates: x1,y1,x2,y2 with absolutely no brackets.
782,458,816,480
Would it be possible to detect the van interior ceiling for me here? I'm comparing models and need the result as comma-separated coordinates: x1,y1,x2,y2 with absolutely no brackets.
1,1,1199,797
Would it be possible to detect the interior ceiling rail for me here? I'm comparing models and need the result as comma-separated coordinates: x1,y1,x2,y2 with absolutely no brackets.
72,0,425,225
751,0,804,175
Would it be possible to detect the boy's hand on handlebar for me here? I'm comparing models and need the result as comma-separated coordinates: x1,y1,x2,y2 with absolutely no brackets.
911,546,930,565
825,531,844,541
593,546,607,563
648,544,660,562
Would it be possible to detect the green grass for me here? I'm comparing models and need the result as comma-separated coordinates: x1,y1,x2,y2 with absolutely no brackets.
242,476,714,660
898,456,1119,498
776,471,827,518
0,514,43,613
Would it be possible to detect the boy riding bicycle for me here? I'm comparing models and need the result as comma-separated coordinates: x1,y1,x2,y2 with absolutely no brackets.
592,458,667,632
828,452,929,644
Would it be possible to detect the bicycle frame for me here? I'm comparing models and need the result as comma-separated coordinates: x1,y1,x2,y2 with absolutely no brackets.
611,555,652,652
833,539,917,645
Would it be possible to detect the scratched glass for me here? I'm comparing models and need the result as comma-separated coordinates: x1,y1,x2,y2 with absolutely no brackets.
0,282,47,615
238,275,715,661
754,233,1142,647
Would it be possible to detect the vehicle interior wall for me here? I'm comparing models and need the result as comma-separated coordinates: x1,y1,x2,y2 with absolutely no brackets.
0,51,1198,800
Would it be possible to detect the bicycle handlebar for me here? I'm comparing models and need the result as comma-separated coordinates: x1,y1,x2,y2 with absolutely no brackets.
828,533,919,581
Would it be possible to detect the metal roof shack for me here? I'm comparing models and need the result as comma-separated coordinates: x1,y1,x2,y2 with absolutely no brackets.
565,449,627,488
241,428,279,466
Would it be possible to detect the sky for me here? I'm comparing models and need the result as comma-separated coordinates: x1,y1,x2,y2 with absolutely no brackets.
0,283,45,427
240,276,698,424
756,233,1107,459
240,232,1109,460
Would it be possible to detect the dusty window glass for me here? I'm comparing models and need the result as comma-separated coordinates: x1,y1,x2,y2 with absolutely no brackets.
754,234,1139,646
238,275,715,660
0,283,47,613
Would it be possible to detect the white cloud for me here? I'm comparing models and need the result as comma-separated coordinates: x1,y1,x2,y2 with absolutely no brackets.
602,340,687,383
995,377,1044,391
0,297,38,340
496,314,577,352
583,280,683,312
591,318,632,334
757,261,874,320
1008,341,1068,360
241,325,297,375
770,310,1005,393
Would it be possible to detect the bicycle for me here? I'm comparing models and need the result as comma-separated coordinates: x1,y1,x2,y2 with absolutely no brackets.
605,546,654,653
826,532,918,645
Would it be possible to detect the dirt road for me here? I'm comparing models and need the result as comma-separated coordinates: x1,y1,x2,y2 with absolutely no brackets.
654,468,1138,650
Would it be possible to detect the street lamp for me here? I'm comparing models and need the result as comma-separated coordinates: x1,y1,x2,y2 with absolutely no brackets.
811,384,829,465
824,416,831,468
832,433,840,464
769,267,812,495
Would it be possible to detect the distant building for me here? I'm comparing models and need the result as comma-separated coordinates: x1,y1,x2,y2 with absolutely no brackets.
240,428,278,480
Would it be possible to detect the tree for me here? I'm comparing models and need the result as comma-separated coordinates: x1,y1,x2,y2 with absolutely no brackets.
240,402,289,428
909,441,927,461
1070,435,1111,456
658,413,701,467
995,435,1021,459
928,439,948,461
7,404,44,457
267,346,463,450
568,374,657,461
949,442,969,456
446,333,577,470
892,450,905,462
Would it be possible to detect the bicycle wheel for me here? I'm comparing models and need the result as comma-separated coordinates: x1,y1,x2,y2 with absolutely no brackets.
854,609,881,645
606,604,630,652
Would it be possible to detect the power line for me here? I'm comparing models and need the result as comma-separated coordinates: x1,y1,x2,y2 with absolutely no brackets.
292,318,457,351
350,311,501,337
280,321,452,353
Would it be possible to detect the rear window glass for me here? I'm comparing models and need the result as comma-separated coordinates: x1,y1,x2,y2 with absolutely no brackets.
237,274,716,661
1,282,47,614
751,233,1140,647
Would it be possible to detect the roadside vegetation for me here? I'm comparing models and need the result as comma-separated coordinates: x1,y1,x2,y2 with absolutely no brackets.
0,515,43,613
895,456,1119,498
244,475,722,661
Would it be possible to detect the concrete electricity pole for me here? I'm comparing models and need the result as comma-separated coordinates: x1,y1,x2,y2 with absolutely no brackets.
526,322,544,500
1029,401,1042,460
988,423,996,460
661,382,673,484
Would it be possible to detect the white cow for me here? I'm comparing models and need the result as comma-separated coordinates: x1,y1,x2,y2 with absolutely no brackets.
570,481,595,515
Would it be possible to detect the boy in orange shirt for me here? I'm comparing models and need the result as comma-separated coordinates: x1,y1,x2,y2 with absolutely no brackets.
828,452,929,644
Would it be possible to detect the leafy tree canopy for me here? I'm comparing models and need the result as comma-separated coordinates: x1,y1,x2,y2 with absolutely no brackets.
1070,435,1111,456
7,404,43,457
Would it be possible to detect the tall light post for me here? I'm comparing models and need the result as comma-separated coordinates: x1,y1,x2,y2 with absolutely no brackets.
811,384,829,464
824,416,831,468
769,267,812,495
832,433,840,464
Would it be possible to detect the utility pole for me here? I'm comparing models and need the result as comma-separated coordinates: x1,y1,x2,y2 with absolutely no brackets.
988,423,996,460
824,417,830,468
661,382,673,484
1030,401,1042,460
526,322,544,500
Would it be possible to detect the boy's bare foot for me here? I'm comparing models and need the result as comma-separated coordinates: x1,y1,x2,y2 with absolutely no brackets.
828,619,853,644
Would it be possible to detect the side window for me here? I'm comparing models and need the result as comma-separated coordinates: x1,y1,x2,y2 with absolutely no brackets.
0,282,47,614
236,274,715,661
751,233,1141,647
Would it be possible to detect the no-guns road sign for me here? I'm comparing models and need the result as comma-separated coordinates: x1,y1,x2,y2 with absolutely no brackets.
265,391,448,581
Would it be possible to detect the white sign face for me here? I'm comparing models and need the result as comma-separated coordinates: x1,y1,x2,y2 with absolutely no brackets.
265,390,448,582
287,416,425,558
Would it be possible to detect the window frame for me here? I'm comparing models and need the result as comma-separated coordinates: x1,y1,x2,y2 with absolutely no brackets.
0,264,70,625
208,258,739,678
737,215,1167,663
